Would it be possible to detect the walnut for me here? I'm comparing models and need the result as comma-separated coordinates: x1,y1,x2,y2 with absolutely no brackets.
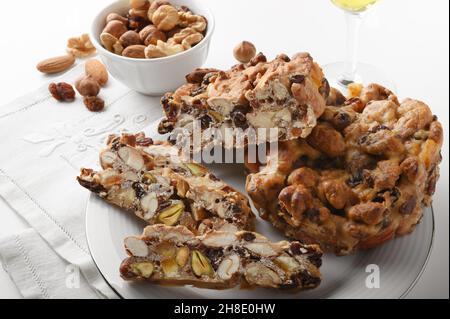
145,40,184,58
152,5,180,31
48,82,76,102
233,41,257,64
67,34,96,58
181,33,203,49
178,12,207,32
147,0,170,22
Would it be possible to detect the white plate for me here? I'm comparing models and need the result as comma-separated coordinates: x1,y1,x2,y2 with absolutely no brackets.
85,122,435,299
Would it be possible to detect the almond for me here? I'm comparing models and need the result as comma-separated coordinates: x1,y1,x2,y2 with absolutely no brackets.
36,54,75,74
85,59,109,86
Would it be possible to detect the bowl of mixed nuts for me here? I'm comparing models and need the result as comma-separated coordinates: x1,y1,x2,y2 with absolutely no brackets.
90,0,214,95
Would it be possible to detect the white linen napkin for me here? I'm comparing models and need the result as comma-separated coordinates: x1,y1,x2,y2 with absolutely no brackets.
0,63,164,298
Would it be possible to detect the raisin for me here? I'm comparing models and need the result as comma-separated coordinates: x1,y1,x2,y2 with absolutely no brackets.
199,114,213,129
333,112,352,130
399,197,417,215
303,208,320,223
319,78,331,99
231,111,248,129
308,253,323,268
248,52,267,66
347,173,363,187
290,74,305,85
83,96,105,112
132,183,146,199
295,271,321,287
242,232,256,242
49,82,76,102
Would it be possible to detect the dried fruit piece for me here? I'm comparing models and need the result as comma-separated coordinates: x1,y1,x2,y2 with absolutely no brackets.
37,55,75,74
49,82,76,102
191,250,213,277
83,96,105,112
158,202,184,226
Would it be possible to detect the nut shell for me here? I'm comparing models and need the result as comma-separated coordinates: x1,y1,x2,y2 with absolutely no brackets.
233,41,257,64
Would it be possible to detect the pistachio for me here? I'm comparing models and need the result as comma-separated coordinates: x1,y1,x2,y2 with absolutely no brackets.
176,247,190,267
185,163,208,176
191,250,214,277
161,258,179,277
131,262,154,278
142,172,157,184
158,202,184,226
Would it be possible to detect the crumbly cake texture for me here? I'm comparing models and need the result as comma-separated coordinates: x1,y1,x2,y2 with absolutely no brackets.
77,133,255,234
158,52,329,150
120,224,322,290
246,84,443,255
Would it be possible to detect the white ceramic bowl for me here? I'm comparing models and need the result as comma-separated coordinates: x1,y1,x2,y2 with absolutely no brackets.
90,0,215,96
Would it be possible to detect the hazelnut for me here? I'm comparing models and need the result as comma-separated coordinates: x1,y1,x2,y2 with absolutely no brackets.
84,96,105,112
123,45,147,59
106,13,128,25
102,20,128,39
145,40,184,58
130,0,149,9
75,75,101,97
139,25,167,45
233,41,257,64
119,30,142,48
152,5,180,31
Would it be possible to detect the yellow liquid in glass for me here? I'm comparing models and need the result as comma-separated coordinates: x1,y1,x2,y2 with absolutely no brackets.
332,0,379,12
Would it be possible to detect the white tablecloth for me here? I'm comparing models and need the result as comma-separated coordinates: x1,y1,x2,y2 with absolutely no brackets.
0,64,163,298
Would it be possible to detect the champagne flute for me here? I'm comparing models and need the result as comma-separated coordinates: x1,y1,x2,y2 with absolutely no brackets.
323,0,396,91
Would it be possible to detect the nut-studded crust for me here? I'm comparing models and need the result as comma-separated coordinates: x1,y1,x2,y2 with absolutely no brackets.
77,133,255,233
120,224,322,290
158,52,329,151
246,84,443,255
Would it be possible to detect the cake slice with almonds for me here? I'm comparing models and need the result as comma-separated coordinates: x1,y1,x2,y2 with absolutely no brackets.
77,133,255,233
158,52,329,151
120,224,322,290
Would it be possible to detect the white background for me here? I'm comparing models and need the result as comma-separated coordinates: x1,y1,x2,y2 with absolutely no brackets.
0,0,448,298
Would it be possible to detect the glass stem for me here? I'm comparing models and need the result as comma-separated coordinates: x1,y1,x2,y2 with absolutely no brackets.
340,11,363,85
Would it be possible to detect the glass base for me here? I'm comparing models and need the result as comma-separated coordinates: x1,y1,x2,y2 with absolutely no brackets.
322,62,397,95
